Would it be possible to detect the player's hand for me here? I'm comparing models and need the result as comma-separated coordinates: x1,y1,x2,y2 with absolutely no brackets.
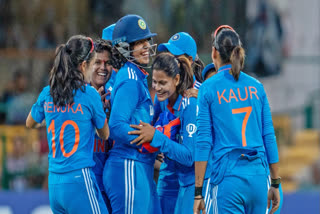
184,88,198,98
129,121,155,146
267,187,280,214
193,196,206,214
156,153,165,163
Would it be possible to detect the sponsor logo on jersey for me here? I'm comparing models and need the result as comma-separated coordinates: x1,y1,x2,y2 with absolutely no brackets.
186,123,197,137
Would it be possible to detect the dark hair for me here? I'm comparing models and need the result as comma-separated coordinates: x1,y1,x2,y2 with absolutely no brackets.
49,35,94,107
152,53,193,95
95,38,113,54
212,28,245,81
192,55,205,83
94,38,115,66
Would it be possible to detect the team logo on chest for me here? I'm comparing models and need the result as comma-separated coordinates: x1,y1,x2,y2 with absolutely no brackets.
186,123,197,137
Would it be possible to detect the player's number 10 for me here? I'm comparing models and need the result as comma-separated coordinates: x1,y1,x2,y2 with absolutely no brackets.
48,120,80,158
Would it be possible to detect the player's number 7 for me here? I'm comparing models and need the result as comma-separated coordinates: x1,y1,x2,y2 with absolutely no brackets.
48,120,80,158
232,106,252,147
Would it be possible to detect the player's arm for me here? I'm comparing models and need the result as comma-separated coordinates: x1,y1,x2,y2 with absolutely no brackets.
108,80,141,146
26,87,47,129
153,98,198,166
194,87,213,213
96,118,109,140
129,118,194,166
90,87,109,140
26,112,45,128
260,85,281,213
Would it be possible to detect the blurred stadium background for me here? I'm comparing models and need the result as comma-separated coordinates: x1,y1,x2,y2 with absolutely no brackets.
0,0,319,213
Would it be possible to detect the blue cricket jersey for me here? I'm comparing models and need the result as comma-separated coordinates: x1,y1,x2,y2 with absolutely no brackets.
152,96,211,187
108,61,156,164
31,85,106,173
92,86,113,181
105,69,117,93
195,64,279,184
153,94,183,196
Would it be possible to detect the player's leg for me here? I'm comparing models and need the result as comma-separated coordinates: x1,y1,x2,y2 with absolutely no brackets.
174,179,211,214
212,176,246,214
244,174,269,214
157,161,179,214
103,159,153,214
48,180,65,214
150,181,163,214
66,168,109,214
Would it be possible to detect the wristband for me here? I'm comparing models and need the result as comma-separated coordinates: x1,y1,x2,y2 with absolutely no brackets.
271,177,281,188
195,186,203,197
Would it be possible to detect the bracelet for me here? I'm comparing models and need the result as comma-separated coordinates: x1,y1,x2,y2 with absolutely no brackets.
271,177,281,189
195,186,203,197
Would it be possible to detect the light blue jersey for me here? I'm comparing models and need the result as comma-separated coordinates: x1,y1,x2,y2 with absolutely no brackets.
153,94,183,214
31,85,106,173
103,61,157,214
107,61,156,163
31,84,108,214
152,96,212,214
195,64,279,214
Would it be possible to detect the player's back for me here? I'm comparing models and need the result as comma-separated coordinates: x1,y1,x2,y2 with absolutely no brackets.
38,85,105,173
205,68,267,156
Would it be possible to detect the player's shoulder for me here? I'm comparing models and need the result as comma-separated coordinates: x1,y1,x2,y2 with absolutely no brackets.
181,96,197,110
39,85,51,98
117,62,139,82
240,71,263,86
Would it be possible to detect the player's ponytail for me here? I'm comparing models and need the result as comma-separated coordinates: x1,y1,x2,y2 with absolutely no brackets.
213,26,245,81
192,55,205,83
49,35,94,107
176,55,193,95
230,46,245,81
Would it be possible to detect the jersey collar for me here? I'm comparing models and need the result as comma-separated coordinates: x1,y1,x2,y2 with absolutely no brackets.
217,64,232,73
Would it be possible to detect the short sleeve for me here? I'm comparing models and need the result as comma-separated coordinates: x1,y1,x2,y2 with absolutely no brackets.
31,87,48,123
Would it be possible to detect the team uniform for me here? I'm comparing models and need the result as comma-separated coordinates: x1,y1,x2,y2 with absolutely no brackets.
91,85,113,213
31,85,108,214
103,61,157,214
195,64,279,214
152,96,212,214
153,78,202,214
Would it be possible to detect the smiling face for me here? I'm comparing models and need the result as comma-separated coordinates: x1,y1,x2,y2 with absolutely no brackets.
152,69,180,102
90,51,113,89
132,39,151,65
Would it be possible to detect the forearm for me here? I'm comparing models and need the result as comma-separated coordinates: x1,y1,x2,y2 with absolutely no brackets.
151,130,193,166
269,162,280,179
195,161,208,187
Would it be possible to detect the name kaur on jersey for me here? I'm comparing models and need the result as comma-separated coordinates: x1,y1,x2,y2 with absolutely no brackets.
217,86,259,104
44,102,83,114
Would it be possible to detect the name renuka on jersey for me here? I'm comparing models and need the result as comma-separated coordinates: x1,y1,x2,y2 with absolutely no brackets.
217,86,259,104
44,102,84,114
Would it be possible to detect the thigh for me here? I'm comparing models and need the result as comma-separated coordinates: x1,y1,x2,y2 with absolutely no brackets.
174,186,192,214
245,174,268,214
213,176,246,214
103,159,153,214
49,184,65,214
66,168,109,214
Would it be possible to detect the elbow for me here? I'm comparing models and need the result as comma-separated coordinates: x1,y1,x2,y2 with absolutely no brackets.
185,156,194,167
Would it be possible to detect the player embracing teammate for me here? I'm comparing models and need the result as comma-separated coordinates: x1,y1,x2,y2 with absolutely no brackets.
26,15,282,214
